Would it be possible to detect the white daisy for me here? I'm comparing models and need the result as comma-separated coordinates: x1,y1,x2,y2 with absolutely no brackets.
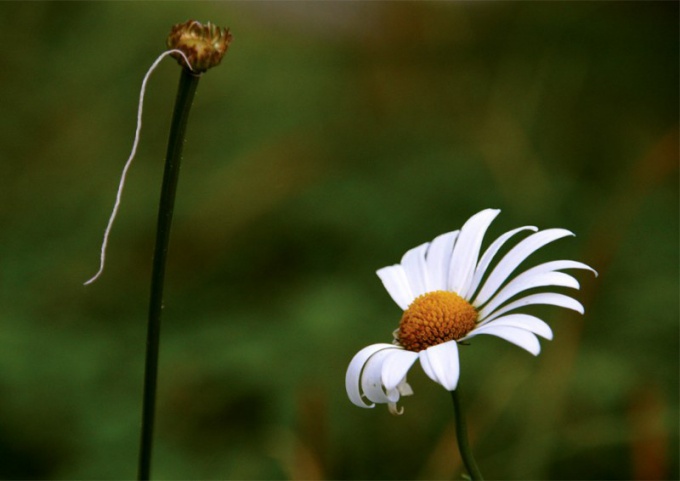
346,208,596,414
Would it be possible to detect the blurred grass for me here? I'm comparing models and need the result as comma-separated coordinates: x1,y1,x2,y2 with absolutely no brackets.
0,2,677,480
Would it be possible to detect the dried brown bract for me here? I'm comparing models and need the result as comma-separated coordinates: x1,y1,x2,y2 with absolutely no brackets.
167,20,232,72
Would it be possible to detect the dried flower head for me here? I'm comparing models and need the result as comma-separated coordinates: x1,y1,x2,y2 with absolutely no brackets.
167,20,232,72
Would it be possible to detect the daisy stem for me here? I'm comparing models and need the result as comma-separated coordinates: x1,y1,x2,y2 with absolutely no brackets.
451,389,483,480
138,67,200,480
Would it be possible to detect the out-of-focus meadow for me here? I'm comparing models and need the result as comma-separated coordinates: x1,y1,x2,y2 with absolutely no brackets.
0,2,677,479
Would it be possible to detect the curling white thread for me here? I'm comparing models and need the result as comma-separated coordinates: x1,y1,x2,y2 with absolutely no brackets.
84,49,194,286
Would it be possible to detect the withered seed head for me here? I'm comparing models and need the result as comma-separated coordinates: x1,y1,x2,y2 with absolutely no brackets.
167,20,232,72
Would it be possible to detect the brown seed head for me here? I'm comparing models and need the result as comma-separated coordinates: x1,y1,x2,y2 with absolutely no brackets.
398,290,478,352
167,20,232,72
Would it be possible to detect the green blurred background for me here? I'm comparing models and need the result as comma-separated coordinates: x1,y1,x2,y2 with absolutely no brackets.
0,2,677,479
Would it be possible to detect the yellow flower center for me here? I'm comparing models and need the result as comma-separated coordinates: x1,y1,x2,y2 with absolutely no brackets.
398,290,478,352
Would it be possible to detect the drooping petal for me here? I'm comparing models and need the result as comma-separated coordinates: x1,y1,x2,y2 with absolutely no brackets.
400,242,430,298
381,349,419,391
448,209,501,296
462,226,538,300
481,292,585,324
419,340,461,391
345,343,395,408
464,324,541,355
397,379,414,396
476,313,553,339
386,377,415,415
388,403,403,415
425,230,459,291
361,348,400,404
377,265,414,311
473,228,574,308
478,271,579,320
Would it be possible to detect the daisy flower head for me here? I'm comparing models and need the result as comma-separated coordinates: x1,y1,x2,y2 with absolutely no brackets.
346,208,596,415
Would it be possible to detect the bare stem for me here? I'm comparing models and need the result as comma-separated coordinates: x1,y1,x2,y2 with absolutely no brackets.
137,67,200,480
451,388,484,480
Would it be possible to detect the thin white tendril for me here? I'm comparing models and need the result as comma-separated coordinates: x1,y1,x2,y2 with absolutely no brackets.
84,49,195,286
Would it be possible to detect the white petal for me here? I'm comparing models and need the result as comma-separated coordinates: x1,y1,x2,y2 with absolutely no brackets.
425,230,459,291
478,271,579,320
397,379,414,396
462,226,538,300
448,209,501,296
361,348,399,404
465,325,541,355
473,228,574,308
381,349,419,391
386,377,415,415
400,242,430,298
478,259,595,319
418,340,461,391
476,313,553,339
377,265,414,311
345,343,395,408
481,292,585,324
523,260,598,277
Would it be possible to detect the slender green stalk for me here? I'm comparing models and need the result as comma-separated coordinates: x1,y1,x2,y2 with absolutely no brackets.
138,67,200,481
451,388,483,480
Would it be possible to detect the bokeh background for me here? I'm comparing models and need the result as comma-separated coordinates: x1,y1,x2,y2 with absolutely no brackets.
0,2,677,480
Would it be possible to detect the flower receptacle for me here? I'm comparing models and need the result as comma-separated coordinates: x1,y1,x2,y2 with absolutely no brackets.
167,20,232,72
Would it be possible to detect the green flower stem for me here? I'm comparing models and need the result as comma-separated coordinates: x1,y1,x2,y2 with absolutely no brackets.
451,388,484,481
138,67,200,481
